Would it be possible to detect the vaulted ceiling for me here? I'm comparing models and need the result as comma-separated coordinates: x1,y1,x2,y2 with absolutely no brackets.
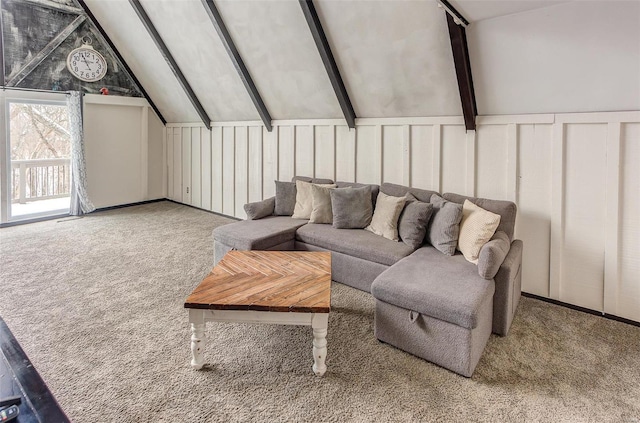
73,0,640,124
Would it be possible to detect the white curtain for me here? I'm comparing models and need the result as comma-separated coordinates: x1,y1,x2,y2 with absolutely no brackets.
67,91,95,215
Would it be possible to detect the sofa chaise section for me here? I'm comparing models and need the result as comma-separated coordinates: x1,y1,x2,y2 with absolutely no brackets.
371,247,494,377
212,216,307,266
442,193,522,336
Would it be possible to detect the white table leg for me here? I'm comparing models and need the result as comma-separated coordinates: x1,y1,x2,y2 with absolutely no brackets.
189,309,206,370
311,313,329,376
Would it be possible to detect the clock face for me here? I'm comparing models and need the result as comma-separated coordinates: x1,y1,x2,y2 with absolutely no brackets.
67,47,108,82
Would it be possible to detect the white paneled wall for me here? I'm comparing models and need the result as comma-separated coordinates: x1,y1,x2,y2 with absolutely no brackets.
166,111,640,323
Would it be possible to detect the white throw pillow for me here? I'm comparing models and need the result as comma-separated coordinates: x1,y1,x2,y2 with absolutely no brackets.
292,180,335,219
365,192,407,241
457,200,501,264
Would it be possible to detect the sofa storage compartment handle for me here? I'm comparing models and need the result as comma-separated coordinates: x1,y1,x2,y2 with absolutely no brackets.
409,310,420,323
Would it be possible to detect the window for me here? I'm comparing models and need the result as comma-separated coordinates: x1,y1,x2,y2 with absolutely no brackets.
2,94,71,222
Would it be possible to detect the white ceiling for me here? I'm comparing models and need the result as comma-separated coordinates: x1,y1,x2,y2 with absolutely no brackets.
139,0,259,122
83,0,639,124
316,0,461,117
84,0,200,123
451,0,571,22
215,0,343,120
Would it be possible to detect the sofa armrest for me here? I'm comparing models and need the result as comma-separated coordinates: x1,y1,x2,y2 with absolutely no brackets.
244,197,275,220
492,240,523,336
477,231,510,280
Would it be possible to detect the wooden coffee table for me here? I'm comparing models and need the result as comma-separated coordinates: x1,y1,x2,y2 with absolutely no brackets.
184,251,331,376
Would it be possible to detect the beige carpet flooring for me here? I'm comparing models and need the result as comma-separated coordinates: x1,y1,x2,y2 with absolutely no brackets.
0,201,639,422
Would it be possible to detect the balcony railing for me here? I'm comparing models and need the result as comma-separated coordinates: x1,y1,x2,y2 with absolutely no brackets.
11,158,71,204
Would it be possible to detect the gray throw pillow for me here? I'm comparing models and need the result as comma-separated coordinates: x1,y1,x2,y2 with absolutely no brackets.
244,197,275,220
274,181,296,216
331,186,373,229
398,194,434,249
477,231,511,279
427,194,463,256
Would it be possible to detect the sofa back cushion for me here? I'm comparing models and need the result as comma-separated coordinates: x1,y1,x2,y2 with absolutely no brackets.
443,193,517,241
292,175,335,185
380,182,438,204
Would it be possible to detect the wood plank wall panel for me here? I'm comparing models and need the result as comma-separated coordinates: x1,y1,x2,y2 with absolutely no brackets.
248,126,263,203
561,123,608,311
356,126,379,183
335,126,355,182
181,128,192,205
476,125,509,201
410,125,436,191
167,111,640,322
516,123,553,297
201,129,212,211
235,127,249,220
212,127,223,213
167,128,174,200
441,124,467,195
382,125,405,185
619,123,640,321
222,127,235,216
295,126,314,179
315,126,335,181
262,127,278,198
191,128,202,209
172,128,182,203
278,126,295,182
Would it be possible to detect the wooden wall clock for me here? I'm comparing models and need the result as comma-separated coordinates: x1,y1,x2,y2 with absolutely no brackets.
67,43,108,82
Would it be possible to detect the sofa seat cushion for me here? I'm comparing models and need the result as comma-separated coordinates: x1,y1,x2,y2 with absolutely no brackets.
371,247,495,329
213,216,307,250
295,224,414,266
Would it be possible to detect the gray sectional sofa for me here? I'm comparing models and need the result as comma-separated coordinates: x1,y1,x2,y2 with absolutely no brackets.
212,177,523,377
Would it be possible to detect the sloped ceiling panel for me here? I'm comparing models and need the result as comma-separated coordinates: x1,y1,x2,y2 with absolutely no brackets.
139,0,258,122
467,1,640,115
451,0,569,23
315,0,461,118
84,0,198,123
215,0,342,120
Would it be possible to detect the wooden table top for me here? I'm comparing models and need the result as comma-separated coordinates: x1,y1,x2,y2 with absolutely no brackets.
184,251,331,313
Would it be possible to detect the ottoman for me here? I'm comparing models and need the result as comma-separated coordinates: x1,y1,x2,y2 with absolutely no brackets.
371,247,495,377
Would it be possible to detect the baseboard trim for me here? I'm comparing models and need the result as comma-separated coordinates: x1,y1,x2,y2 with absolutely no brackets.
93,198,165,213
165,199,241,221
522,292,640,328
1,199,239,228
0,213,71,228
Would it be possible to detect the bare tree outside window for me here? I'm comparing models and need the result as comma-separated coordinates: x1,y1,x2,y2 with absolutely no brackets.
9,103,71,205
